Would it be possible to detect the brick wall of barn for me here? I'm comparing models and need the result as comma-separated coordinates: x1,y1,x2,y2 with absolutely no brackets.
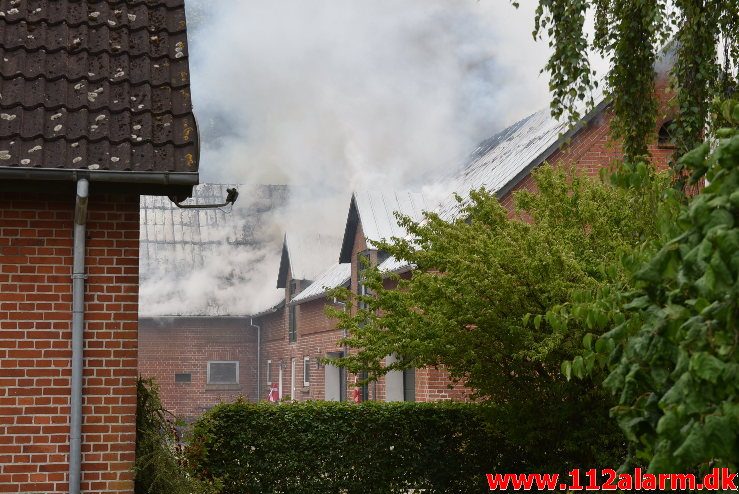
0,191,139,494
138,317,258,420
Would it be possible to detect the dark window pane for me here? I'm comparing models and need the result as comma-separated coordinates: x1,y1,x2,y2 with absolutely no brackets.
288,306,297,342
175,373,191,383
403,368,416,402
209,362,238,384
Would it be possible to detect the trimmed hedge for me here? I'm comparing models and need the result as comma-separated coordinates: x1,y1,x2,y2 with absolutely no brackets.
186,400,517,494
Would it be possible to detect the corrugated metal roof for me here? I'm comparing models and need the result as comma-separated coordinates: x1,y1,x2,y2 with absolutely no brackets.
435,88,607,220
0,0,198,174
139,183,289,316
339,190,429,263
291,262,350,305
377,255,412,274
278,233,343,287
286,233,343,281
354,190,429,244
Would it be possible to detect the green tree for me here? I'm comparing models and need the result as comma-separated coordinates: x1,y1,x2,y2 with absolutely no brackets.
330,165,677,470
531,0,738,171
558,100,739,472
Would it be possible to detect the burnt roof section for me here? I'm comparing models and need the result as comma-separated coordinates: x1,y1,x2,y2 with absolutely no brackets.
0,0,199,183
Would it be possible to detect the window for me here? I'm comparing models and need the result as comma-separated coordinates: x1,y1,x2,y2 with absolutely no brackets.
266,360,272,385
358,370,369,402
357,250,371,310
303,356,311,387
174,373,191,383
288,305,297,342
658,120,675,148
207,361,238,385
403,368,416,402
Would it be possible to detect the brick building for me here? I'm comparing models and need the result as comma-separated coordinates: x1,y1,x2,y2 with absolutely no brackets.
138,316,258,419
0,1,199,493
138,53,677,417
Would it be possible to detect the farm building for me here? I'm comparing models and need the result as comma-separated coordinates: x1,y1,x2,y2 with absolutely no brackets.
137,61,677,417
137,183,289,419
0,0,199,492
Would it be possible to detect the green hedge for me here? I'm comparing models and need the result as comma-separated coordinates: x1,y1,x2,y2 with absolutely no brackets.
186,401,518,494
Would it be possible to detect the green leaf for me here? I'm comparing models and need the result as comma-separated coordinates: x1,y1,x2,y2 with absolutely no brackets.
582,333,594,350
689,352,724,384
571,356,585,379
561,360,572,381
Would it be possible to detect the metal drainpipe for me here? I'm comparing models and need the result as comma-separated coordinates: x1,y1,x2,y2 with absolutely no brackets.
249,318,261,401
69,178,89,494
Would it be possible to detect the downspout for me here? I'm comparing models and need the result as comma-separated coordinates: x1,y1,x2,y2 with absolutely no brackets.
69,179,89,494
249,318,261,401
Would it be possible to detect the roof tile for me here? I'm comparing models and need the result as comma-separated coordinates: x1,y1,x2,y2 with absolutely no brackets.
0,0,197,174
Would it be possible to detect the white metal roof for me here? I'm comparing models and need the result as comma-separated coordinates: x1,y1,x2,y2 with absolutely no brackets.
291,263,351,305
377,255,413,274
282,233,343,283
435,88,608,220
139,183,289,316
354,190,429,245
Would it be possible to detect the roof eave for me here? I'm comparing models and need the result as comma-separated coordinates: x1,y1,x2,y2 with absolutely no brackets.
0,166,199,188
290,280,350,306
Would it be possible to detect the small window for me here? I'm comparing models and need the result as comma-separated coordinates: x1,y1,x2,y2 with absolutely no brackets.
658,120,675,148
266,360,272,385
175,373,191,384
303,357,310,387
357,250,372,310
207,361,239,385
288,305,297,343
358,370,369,402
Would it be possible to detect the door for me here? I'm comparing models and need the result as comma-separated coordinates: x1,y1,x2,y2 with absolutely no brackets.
324,352,345,401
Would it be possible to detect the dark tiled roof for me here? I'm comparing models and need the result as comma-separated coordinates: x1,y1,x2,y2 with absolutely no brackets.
0,0,198,175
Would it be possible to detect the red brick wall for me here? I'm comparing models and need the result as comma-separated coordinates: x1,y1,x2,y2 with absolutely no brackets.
259,292,346,402
0,191,139,494
138,317,258,419
500,85,675,209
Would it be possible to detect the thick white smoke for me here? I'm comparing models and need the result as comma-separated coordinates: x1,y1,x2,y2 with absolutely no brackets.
144,1,559,315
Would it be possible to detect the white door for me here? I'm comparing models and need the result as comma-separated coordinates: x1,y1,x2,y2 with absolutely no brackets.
278,364,283,400
385,354,404,402
290,358,296,401
325,363,340,401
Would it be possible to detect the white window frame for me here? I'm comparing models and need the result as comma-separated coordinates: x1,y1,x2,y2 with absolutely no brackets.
303,356,311,387
207,361,239,385
266,360,272,385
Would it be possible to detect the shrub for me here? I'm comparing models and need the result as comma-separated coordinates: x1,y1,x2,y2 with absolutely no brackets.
135,378,221,494
186,400,519,494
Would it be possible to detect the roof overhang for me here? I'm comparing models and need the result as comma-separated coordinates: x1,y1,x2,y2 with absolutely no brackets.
0,167,198,199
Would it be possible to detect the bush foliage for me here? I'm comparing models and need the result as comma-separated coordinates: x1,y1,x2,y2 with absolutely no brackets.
558,100,739,472
135,378,220,494
186,400,520,494
328,166,675,470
